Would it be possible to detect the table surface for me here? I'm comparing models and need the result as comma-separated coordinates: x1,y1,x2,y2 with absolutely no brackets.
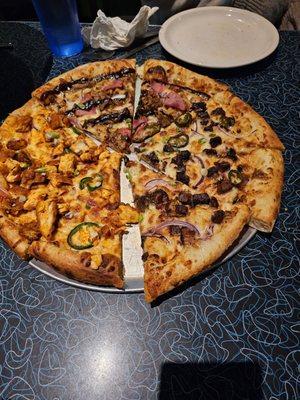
0,23,299,400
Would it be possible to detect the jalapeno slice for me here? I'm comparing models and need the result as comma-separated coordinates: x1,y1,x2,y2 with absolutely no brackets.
228,170,243,186
167,133,189,148
67,222,100,250
79,174,103,191
175,113,192,127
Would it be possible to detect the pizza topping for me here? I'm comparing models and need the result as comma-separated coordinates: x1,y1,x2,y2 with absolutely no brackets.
215,161,231,172
178,191,192,205
143,219,201,237
171,150,191,168
167,133,189,148
227,147,238,161
217,179,233,194
203,148,217,156
204,122,218,132
157,110,173,127
133,116,148,129
67,222,100,250
211,210,225,224
191,101,207,112
210,196,219,208
193,193,210,205
145,151,159,166
175,113,192,127
135,195,150,212
144,179,175,193
83,108,131,127
14,115,33,132
36,200,58,239
101,79,123,91
150,81,165,94
175,204,188,216
161,91,186,111
146,66,167,82
228,170,243,186
75,107,98,117
220,116,235,130
207,166,219,177
79,174,103,192
211,107,225,117
163,143,174,153
118,128,132,138
14,150,31,164
6,139,27,150
149,189,169,208
176,170,190,185
209,136,222,148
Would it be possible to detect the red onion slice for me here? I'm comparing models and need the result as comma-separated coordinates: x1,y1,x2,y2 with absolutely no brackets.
144,179,175,192
192,155,206,188
141,232,170,244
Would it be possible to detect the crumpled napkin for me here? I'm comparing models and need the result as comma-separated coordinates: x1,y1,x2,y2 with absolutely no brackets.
82,6,158,50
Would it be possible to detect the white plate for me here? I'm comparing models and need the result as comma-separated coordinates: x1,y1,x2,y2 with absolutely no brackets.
159,7,279,68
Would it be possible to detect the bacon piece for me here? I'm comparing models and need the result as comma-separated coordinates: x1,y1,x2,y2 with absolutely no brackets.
101,79,123,91
162,92,186,111
150,81,165,94
133,116,148,129
75,107,98,117
118,128,132,137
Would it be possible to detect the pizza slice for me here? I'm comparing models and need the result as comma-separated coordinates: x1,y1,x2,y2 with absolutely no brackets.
133,59,284,151
32,60,136,152
126,161,250,302
0,98,139,287
132,59,228,143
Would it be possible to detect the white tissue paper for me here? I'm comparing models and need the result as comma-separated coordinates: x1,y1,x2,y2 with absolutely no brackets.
82,6,158,51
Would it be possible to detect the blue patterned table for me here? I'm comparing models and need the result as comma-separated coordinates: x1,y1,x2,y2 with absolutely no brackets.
0,24,299,400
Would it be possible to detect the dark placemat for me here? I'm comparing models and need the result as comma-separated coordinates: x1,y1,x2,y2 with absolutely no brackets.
0,22,52,120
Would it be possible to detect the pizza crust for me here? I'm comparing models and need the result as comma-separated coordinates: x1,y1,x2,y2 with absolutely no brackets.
29,240,124,288
0,215,30,259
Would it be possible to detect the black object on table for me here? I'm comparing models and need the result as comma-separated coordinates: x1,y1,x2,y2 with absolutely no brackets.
0,22,299,400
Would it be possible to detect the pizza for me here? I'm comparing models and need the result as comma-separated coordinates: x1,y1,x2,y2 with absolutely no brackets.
0,59,284,302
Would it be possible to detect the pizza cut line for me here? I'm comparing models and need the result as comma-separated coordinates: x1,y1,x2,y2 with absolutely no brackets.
0,59,284,302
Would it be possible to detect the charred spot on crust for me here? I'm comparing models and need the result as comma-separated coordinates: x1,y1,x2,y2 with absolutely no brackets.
99,254,121,273
146,66,167,82
80,252,92,268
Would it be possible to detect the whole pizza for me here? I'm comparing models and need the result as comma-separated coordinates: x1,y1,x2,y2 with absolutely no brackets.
0,59,284,302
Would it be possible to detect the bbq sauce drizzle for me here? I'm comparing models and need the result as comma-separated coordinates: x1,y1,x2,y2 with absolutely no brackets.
66,95,127,115
40,67,135,104
82,108,131,127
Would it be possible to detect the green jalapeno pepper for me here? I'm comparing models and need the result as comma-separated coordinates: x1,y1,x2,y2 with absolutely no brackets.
167,133,189,148
79,174,103,191
175,113,192,127
67,222,100,250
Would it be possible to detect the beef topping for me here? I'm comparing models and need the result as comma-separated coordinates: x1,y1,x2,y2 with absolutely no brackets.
171,150,191,168
169,225,181,235
215,161,230,172
210,196,219,208
220,116,235,129
180,227,196,245
176,171,190,185
203,148,217,156
145,151,159,165
227,148,238,161
211,210,225,224
149,189,169,207
175,204,188,216
207,166,219,177
178,191,193,205
217,179,233,194
191,101,207,112
135,195,150,212
83,108,131,127
192,193,210,205
163,143,174,153
157,110,173,127
211,107,225,117
209,136,222,148
204,122,217,132
7,139,27,150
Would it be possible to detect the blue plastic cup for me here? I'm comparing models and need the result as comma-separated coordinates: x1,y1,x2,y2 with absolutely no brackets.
32,0,84,57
